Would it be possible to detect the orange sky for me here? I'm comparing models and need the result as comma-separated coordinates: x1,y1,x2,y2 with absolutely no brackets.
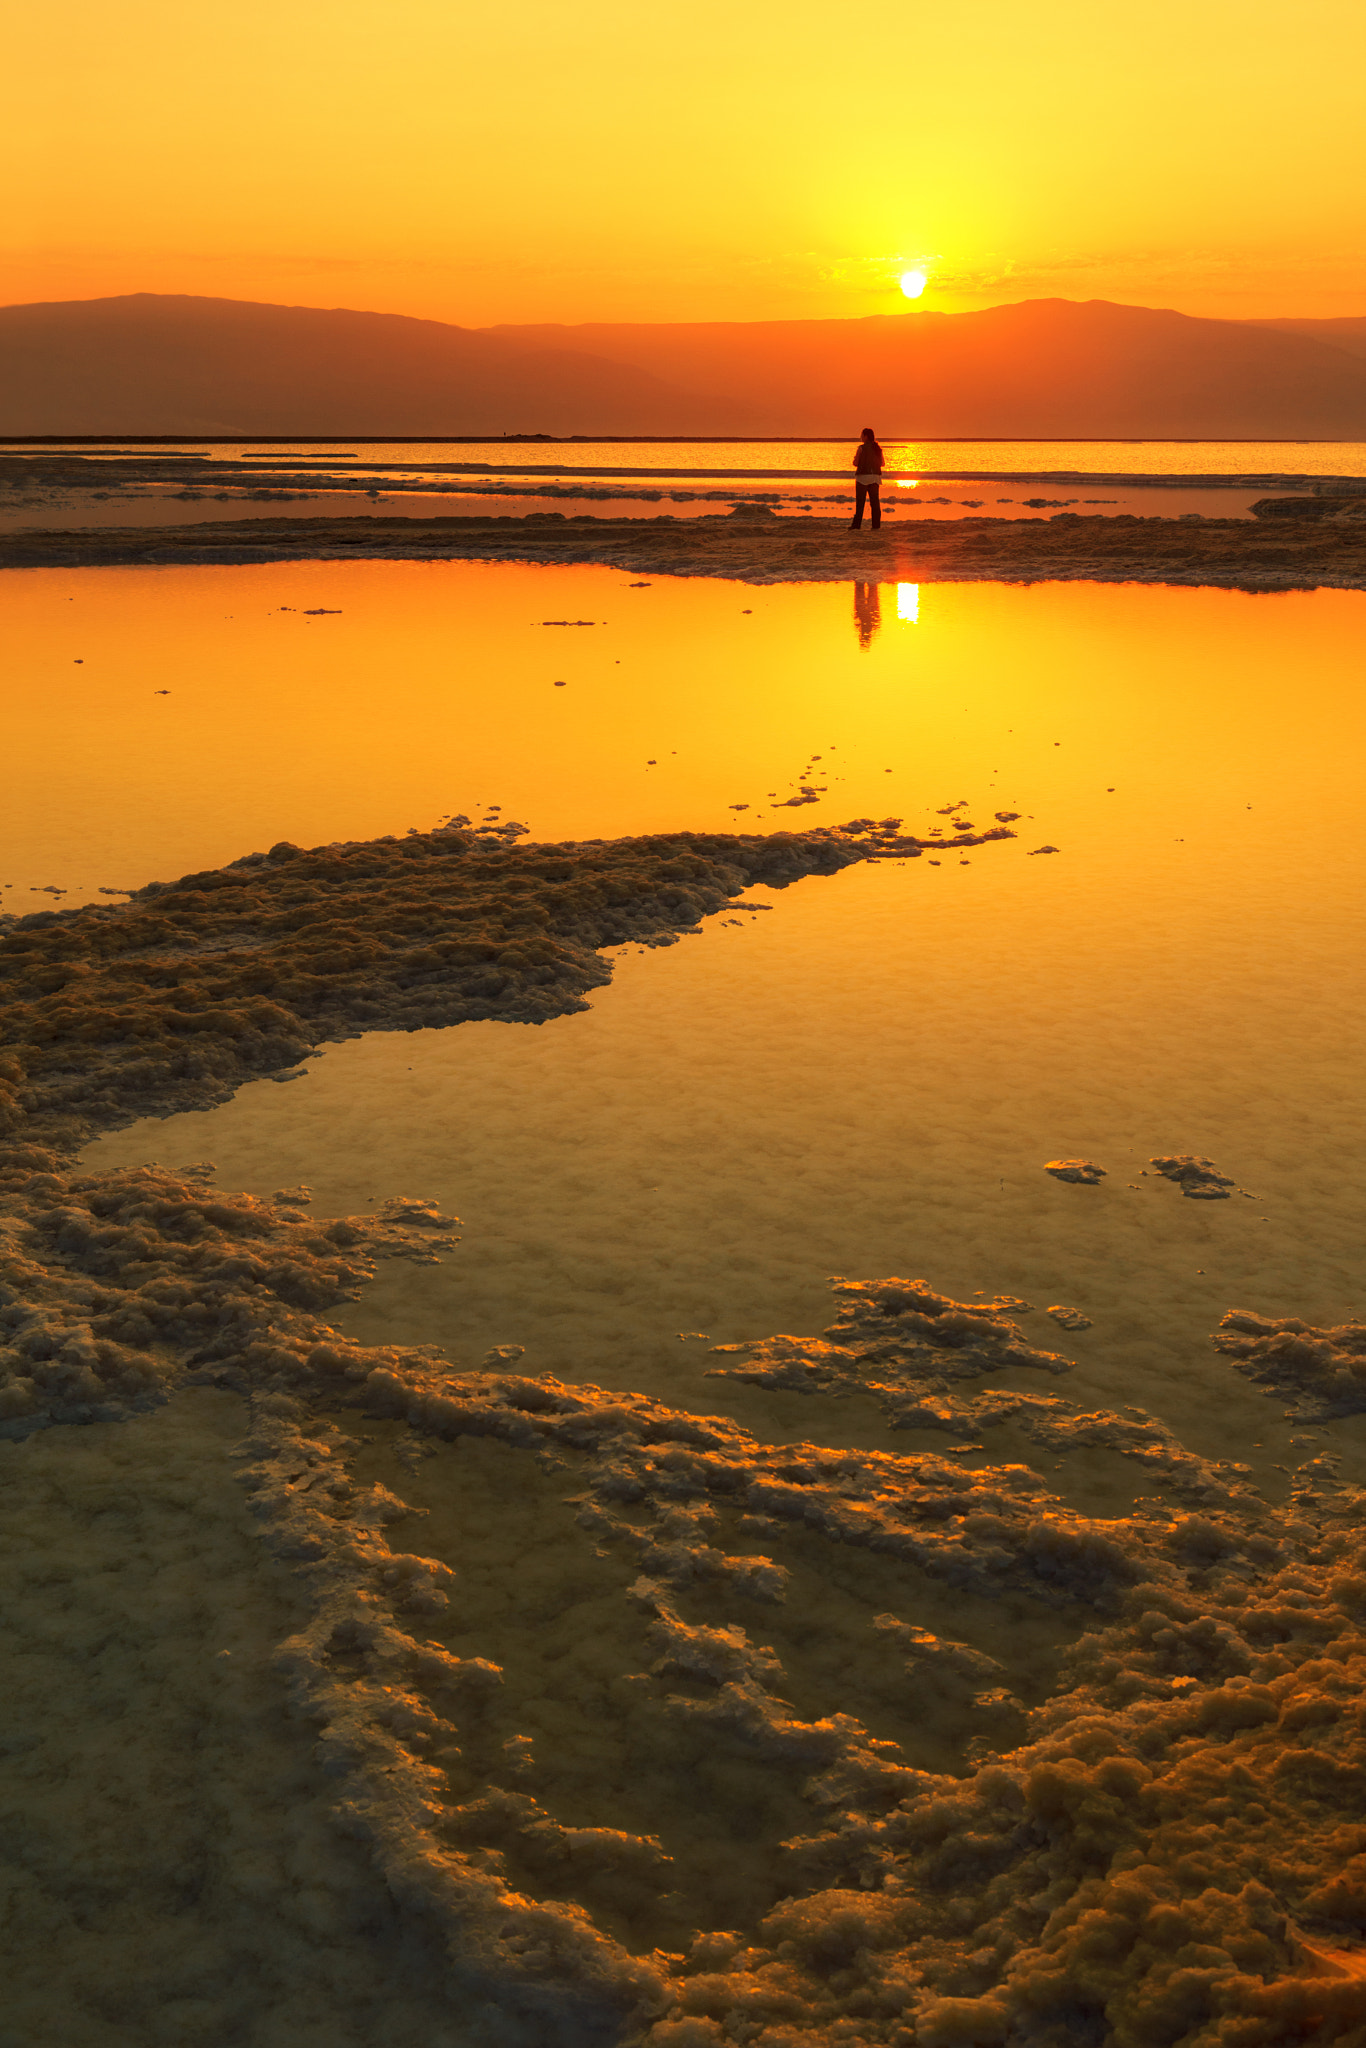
6,0,1365,326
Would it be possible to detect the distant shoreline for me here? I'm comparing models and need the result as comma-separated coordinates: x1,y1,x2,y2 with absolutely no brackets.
5,506,1366,589
3,434,1365,448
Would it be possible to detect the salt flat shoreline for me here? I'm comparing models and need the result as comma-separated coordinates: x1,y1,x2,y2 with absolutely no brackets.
6,504,1366,588
0,820,999,1150
8,813,1366,2043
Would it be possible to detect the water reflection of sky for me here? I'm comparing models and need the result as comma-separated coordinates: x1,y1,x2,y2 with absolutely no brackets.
21,436,1366,477
9,562,1364,907
56,564,1366,1502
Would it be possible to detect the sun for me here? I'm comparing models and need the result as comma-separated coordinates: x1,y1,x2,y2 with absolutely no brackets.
900,269,928,299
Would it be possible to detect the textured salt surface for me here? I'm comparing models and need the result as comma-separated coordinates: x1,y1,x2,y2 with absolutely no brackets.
0,447,1292,533
83,829,1366,1492
0,1392,482,2047
6,1148,1366,2042
7,499,1366,589
1150,1154,1241,1201
7,807,1366,2040
1044,1160,1106,1186
0,817,1004,1152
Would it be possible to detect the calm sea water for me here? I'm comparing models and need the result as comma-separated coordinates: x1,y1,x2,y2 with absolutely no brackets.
17,436,1366,480
24,558,1360,1504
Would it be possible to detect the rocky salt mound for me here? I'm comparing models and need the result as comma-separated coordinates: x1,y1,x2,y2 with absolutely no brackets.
1216,1311,1366,1422
5,819,1366,2044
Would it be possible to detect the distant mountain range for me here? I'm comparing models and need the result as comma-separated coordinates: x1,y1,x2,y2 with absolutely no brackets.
3,292,1366,438
1248,316,1366,362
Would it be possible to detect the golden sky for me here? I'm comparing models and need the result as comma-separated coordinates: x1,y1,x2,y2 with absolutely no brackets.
7,0,1365,325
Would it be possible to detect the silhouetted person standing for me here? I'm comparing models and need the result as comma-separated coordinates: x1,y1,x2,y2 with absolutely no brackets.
851,427,883,530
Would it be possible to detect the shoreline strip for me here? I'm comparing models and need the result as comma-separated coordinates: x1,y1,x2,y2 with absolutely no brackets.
5,506,1366,588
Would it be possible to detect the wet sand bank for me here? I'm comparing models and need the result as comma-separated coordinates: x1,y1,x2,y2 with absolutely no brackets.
6,500,1366,588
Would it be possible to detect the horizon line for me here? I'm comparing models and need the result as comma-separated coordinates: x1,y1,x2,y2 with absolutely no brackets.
2,434,1360,448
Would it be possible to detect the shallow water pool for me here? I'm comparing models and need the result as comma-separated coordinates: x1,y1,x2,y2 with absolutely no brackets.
12,559,1366,2033
64,566,1366,1498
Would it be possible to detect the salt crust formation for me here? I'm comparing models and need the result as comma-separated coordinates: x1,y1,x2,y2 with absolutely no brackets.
706,1283,1254,1507
6,499,1366,589
6,824,1366,2041
1215,1314,1366,1423
1150,1158,1239,1202
6,1152,1366,2042
1044,1162,1107,1186
0,1395,486,2048
1,817,1010,1154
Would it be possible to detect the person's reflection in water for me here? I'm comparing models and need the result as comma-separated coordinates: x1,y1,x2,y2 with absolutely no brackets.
853,581,883,650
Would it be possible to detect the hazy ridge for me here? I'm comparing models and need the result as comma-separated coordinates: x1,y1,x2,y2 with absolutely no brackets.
4,291,1366,437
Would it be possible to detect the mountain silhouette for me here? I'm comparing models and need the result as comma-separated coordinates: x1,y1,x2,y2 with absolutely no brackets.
4,292,1366,437
0,294,744,436
493,300,1366,437
1251,315,1366,363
